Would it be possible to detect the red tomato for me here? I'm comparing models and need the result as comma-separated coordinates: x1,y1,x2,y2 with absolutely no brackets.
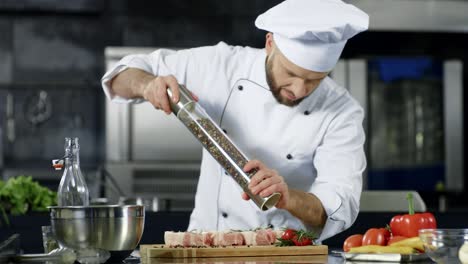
388,235,408,245
292,235,313,246
281,229,297,240
343,234,363,252
362,228,390,246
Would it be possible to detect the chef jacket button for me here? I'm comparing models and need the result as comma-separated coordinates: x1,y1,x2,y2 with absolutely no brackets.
304,110,310,115
267,224,274,229
286,154,293,160
222,128,227,134
222,212,228,218
224,171,228,176
238,85,243,91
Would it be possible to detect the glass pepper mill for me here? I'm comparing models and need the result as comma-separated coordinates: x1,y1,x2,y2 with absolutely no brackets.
167,85,281,211
55,137,89,206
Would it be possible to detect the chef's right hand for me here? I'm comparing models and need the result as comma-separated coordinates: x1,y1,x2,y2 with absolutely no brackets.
141,75,198,114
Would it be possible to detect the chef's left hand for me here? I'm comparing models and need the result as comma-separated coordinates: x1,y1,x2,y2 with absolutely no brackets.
241,159,289,209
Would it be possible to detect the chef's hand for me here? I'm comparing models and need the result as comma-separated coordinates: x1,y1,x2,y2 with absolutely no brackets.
141,75,198,114
241,159,289,209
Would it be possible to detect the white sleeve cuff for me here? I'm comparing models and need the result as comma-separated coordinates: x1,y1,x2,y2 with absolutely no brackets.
101,55,157,104
309,184,346,241
310,183,342,218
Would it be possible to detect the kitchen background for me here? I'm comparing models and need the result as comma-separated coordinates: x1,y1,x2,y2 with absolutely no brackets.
0,0,468,213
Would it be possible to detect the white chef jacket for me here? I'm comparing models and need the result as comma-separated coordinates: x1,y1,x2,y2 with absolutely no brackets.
101,42,366,242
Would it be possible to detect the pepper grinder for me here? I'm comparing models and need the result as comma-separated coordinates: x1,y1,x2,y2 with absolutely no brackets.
167,84,281,211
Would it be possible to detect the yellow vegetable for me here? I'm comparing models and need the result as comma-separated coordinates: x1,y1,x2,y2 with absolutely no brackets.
348,245,417,254
389,237,424,252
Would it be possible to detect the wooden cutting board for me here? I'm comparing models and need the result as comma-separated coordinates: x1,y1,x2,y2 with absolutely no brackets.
141,255,328,263
140,244,328,258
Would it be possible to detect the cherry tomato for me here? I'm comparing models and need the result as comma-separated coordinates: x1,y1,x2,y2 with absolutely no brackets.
281,229,297,240
362,228,390,246
388,235,408,245
343,234,363,252
292,235,313,246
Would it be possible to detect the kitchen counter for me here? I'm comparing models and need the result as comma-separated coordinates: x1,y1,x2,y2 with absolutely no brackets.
90,250,436,264
141,254,339,264
4,247,437,264
131,250,437,264
140,257,436,264
2,211,462,264
3,211,468,255
2,240,437,264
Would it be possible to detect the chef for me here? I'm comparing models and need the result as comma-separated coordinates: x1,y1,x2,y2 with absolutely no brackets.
102,0,369,242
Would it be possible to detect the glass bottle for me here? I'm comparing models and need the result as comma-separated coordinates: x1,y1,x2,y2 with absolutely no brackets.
57,137,90,206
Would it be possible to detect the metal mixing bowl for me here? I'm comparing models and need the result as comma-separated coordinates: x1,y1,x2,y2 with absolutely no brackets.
419,228,468,264
48,205,145,262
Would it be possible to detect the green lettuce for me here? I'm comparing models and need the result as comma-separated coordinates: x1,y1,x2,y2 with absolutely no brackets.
0,175,57,226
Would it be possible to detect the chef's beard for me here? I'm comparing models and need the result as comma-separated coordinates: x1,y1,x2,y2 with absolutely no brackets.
265,53,304,107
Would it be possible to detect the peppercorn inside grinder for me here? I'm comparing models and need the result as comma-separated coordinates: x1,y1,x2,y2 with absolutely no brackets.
167,84,281,211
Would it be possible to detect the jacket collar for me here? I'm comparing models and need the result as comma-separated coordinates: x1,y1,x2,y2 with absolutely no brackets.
249,49,269,90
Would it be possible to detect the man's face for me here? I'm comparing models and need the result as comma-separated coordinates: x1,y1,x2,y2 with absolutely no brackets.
265,47,328,107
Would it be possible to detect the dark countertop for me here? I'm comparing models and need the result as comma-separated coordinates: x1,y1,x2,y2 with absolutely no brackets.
11,250,427,264
2,210,465,263
4,253,436,264
117,249,436,264
138,251,437,264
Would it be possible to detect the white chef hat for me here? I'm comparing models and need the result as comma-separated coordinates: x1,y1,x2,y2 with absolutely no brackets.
255,0,369,72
